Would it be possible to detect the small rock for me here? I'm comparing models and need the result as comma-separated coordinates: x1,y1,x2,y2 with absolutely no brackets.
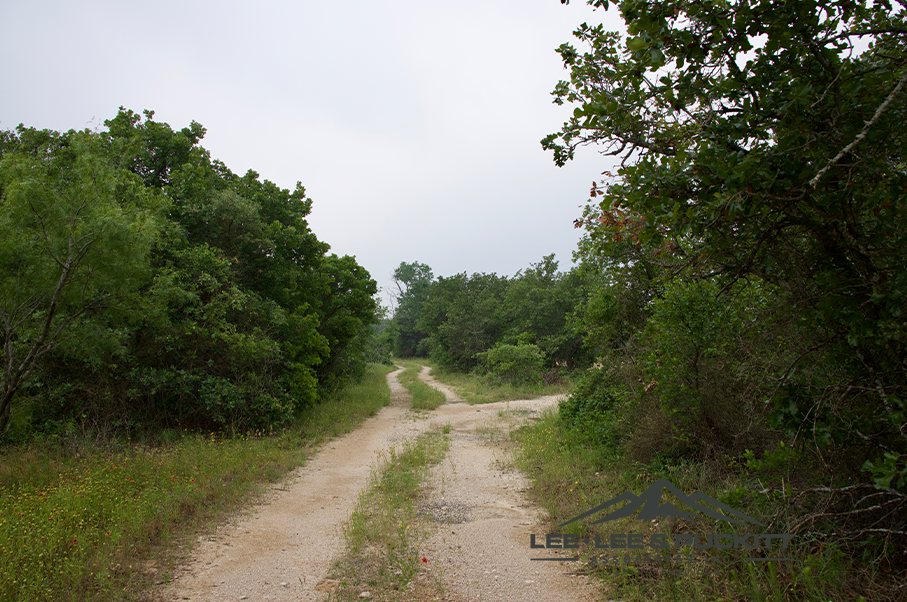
280,582,288,587
314,579,340,593
142,560,158,575
359,592,372,599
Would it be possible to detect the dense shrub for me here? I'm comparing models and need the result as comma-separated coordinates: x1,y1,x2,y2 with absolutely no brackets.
477,343,545,385
558,367,624,451
641,279,774,459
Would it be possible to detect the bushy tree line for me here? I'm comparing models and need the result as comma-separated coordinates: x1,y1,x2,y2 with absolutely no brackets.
550,0,906,574
383,255,591,382
0,109,378,439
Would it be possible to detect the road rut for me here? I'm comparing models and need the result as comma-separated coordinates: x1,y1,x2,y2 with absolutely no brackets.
163,367,597,602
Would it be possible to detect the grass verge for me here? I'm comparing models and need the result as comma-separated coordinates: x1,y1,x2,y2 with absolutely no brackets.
395,360,446,411
514,409,875,602
0,363,394,602
329,427,450,601
418,360,572,404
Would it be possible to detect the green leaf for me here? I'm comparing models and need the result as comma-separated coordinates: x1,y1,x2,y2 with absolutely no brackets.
649,48,665,66
627,36,648,51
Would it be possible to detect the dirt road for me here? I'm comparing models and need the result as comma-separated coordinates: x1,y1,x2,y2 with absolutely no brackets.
163,367,597,602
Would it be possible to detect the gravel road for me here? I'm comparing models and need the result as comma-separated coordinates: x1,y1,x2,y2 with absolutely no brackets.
162,367,599,602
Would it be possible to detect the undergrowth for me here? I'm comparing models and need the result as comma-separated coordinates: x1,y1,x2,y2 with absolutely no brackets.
420,360,572,405
329,427,449,601
515,409,888,602
0,363,394,602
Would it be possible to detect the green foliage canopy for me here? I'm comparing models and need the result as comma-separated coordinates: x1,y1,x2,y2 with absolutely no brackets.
390,261,435,358
547,0,907,485
387,256,589,376
0,109,379,437
0,130,164,434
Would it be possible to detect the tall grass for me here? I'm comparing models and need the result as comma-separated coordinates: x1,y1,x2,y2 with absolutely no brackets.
514,409,868,602
0,363,394,602
294,363,395,444
423,361,572,404
395,361,446,410
330,427,449,600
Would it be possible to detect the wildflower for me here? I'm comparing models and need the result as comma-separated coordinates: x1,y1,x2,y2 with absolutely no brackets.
421,557,428,563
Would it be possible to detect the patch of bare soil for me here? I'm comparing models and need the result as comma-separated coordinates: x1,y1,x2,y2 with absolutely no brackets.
161,367,598,602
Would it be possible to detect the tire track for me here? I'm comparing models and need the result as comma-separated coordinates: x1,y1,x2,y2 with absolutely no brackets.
414,367,599,602
163,366,432,602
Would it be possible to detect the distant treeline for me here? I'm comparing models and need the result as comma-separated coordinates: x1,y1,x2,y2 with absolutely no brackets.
0,109,379,439
379,256,593,381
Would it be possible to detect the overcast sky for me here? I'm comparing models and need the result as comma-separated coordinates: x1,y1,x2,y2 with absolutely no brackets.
1,0,625,305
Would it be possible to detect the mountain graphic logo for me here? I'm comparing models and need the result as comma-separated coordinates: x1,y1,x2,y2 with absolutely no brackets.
558,478,765,528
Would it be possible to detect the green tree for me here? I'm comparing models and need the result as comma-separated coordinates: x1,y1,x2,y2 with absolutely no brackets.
1,109,379,436
314,254,379,393
100,113,327,429
499,255,588,368
0,129,163,434
390,261,434,357
571,212,665,356
391,261,434,301
105,108,206,189
103,108,377,428
419,272,509,370
547,0,907,484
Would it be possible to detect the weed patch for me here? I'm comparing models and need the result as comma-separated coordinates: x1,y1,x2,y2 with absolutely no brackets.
395,361,445,411
420,361,571,405
0,435,303,602
330,428,449,601
0,363,394,602
514,409,890,601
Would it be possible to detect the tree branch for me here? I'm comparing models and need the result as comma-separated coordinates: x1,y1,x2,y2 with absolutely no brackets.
832,27,907,40
810,68,907,188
